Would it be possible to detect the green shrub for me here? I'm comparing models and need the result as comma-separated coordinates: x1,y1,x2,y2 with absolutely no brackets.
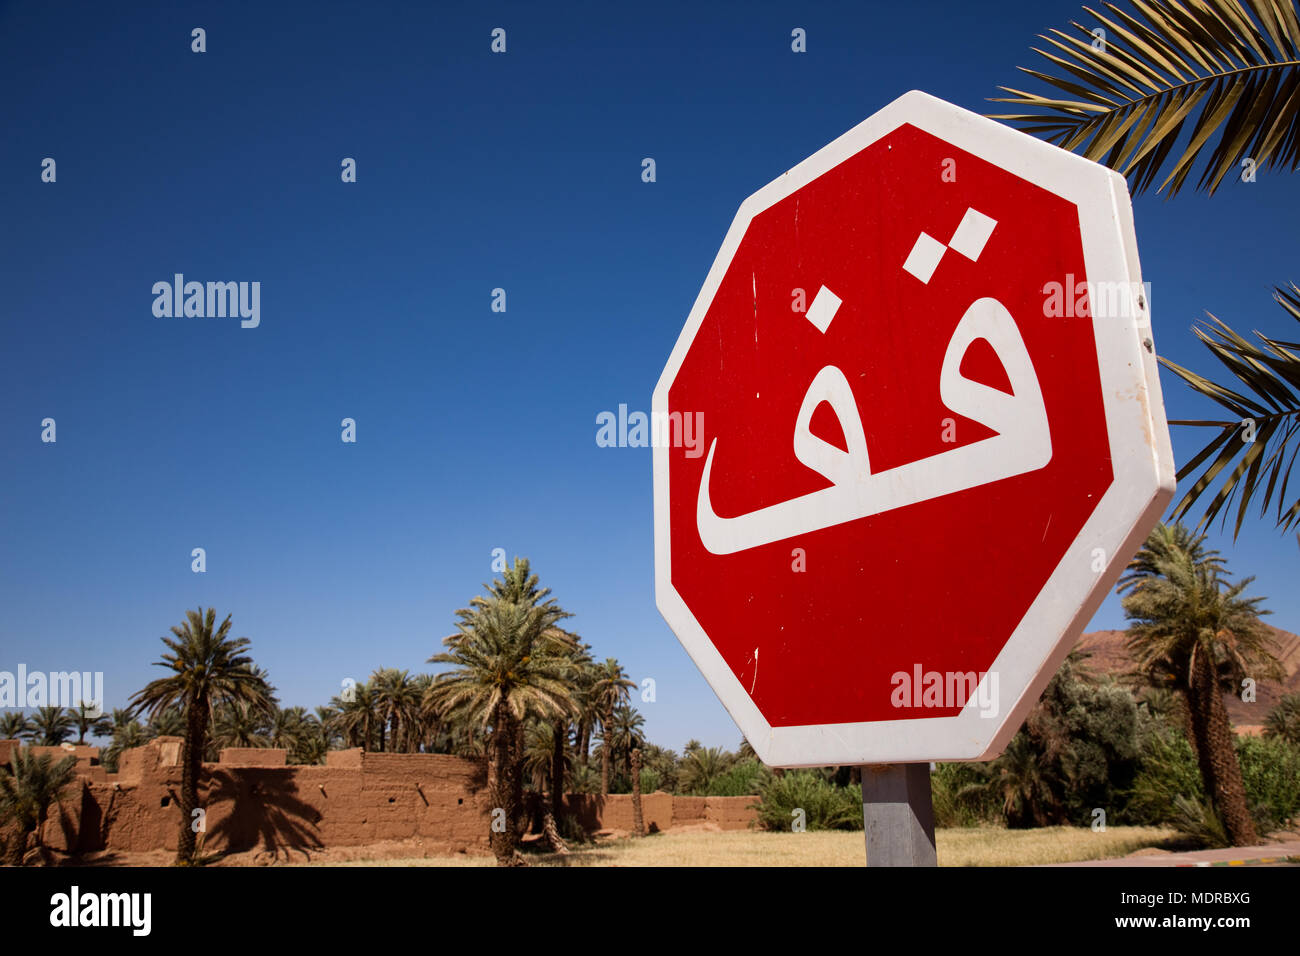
638,768,663,794
753,771,861,831
931,762,1001,827
1125,726,1202,826
1237,735,1300,833
705,758,769,797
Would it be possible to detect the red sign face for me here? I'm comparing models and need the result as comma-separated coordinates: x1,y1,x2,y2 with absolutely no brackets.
653,92,1174,766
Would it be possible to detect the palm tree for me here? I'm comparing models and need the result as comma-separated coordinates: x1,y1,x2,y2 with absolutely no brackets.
678,746,733,795
371,668,420,752
409,674,438,752
0,712,32,740
521,718,572,853
571,643,599,764
591,658,635,796
267,706,309,755
129,608,273,864
641,744,680,793
71,701,112,745
30,706,73,746
630,747,645,837
330,679,379,751
963,732,1057,828
1119,523,1281,845
604,702,646,783
990,0,1300,538
1264,692,1300,744
102,709,147,772
427,559,576,865
289,710,329,765
146,705,185,739
0,746,78,864
209,700,269,756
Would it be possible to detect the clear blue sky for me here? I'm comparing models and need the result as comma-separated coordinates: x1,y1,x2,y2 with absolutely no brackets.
2,0,1296,751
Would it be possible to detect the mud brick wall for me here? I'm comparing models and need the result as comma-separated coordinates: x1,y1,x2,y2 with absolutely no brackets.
567,792,758,833
1,738,760,855
14,738,494,856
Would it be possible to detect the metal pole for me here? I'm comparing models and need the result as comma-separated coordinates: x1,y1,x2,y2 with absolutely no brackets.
861,763,937,866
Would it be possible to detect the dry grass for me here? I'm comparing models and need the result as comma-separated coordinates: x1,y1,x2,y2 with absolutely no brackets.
290,825,1180,867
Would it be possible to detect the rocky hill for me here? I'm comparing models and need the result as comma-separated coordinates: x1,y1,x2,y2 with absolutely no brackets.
1075,625,1300,730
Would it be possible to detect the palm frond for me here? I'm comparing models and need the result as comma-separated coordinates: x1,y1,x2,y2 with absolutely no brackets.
1161,283,1300,537
989,0,1300,195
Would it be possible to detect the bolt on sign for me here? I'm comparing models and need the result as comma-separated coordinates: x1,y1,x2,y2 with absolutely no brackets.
652,91,1175,768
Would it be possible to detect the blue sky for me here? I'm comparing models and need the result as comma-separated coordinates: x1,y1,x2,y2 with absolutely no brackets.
1,0,1296,751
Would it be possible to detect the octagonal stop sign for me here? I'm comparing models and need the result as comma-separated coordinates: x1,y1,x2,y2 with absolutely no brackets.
652,91,1175,767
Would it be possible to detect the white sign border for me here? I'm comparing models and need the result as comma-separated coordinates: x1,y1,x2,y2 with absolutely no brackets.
652,90,1176,767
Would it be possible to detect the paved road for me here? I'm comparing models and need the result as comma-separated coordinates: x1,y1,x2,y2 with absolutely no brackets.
1045,839,1300,867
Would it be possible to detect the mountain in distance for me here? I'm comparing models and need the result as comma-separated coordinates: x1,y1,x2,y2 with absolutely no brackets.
1074,624,1300,731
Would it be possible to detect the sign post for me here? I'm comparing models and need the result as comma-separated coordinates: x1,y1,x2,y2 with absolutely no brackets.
862,764,936,867
652,91,1175,865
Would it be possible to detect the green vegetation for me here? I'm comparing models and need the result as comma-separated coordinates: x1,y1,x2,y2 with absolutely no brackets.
128,608,275,865
752,771,860,832
991,0,1300,539
5,541,1295,866
1265,692,1300,745
1120,523,1281,845
0,746,78,865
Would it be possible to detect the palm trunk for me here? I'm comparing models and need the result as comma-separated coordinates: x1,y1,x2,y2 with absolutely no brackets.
541,810,569,853
176,704,205,864
600,707,612,796
487,701,519,865
551,721,567,822
1187,648,1258,846
630,748,645,837
579,720,591,764
511,721,525,841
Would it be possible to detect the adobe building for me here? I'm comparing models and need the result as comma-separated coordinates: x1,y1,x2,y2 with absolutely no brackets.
0,738,758,860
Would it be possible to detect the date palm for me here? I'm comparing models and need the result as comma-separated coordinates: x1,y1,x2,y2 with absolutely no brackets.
129,608,273,864
678,746,733,795
592,658,635,796
572,645,599,764
102,709,147,772
991,0,1300,537
964,732,1058,828
522,718,573,853
630,747,645,837
1119,523,1281,845
30,706,73,746
330,680,379,751
0,746,78,864
371,668,420,753
428,559,576,865
72,701,112,745
210,700,269,756
1264,691,1300,743
605,702,646,781
146,705,185,739
267,706,310,755
409,674,437,752
0,712,32,741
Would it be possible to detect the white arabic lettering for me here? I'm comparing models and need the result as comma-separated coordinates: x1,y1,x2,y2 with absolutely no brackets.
696,296,1051,554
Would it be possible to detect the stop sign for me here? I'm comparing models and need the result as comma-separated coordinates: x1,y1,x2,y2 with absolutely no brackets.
652,91,1175,767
